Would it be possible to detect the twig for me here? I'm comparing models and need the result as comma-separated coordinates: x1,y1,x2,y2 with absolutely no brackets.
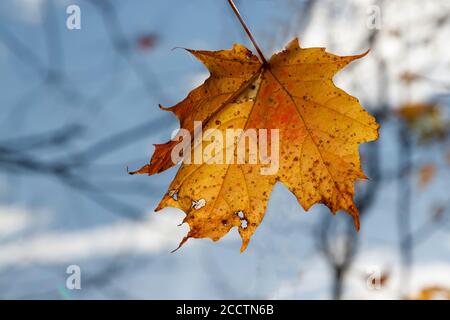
226,0,268,65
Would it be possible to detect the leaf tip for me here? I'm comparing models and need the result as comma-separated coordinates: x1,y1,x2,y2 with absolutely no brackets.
159,104,176,114
354,217,361,231
350,205,361,231
286,37,301,50
171,46,187,52
171,235,190,253
239,233,251,253
240,242,248,253
351,49,370,61
128,164,151,175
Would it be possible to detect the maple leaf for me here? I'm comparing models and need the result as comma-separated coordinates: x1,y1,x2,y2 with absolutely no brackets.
131,38,379,252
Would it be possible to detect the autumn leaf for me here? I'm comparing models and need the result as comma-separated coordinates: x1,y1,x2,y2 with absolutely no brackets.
399,71,421,84
418,163,436,188
397,102,447,143
397,103,439,123
409,286,450,300
131,38,379,252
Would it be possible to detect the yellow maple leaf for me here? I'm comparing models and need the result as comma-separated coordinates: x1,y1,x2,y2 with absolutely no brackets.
131,39,379,252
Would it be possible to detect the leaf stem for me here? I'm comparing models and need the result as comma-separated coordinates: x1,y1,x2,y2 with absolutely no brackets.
227,0,268,65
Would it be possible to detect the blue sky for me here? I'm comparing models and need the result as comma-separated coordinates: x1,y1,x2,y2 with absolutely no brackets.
0,0,449,299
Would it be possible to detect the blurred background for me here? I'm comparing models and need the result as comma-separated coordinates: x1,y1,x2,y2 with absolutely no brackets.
0,0,449,299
